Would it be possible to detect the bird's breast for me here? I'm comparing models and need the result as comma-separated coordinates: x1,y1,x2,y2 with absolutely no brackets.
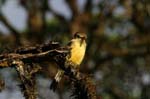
68,41,86,65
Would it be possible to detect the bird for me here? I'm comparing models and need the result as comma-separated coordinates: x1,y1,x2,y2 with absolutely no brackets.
50,32,87,91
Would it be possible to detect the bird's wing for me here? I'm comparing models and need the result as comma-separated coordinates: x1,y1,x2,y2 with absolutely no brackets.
67,40,73,47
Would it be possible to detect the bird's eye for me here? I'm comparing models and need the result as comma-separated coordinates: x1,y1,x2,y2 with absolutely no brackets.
76,35,80,38
74,33,81,38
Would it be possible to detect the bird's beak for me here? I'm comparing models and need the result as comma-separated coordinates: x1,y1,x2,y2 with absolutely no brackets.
80,37,85,46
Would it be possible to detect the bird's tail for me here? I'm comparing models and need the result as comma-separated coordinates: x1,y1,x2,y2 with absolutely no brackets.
50,69,64,91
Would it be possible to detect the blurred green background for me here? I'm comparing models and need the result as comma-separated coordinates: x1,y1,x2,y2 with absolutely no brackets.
0,0,149,99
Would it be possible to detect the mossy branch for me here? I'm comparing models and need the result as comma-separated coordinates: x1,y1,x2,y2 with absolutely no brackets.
0,41,97,99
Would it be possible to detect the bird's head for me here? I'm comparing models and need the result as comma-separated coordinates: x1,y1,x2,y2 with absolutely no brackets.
73,32,87,46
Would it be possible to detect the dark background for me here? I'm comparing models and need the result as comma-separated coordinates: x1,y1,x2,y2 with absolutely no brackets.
0,0,149,99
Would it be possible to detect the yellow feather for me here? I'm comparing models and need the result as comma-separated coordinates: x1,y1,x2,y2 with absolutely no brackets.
68,39,86,67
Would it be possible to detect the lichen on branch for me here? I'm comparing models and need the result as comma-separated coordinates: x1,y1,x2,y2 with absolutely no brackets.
0,41,97,99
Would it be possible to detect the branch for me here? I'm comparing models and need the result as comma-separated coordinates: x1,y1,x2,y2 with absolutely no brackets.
15,41,60,54
84,0,92,13
0,79,4,92
65,0,79,17
0,12,21,45
0,41,97,99
48,7,67,24
14,60,40,99
70,72,97,99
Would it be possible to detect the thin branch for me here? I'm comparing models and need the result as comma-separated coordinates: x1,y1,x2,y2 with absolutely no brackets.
65,0,79,17
48,7,67,24
0,79,5,92
15,41,60,54
84,0,92,13
0,12,21,45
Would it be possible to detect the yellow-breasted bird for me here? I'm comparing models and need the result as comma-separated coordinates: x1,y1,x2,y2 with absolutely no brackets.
50,32,87,91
